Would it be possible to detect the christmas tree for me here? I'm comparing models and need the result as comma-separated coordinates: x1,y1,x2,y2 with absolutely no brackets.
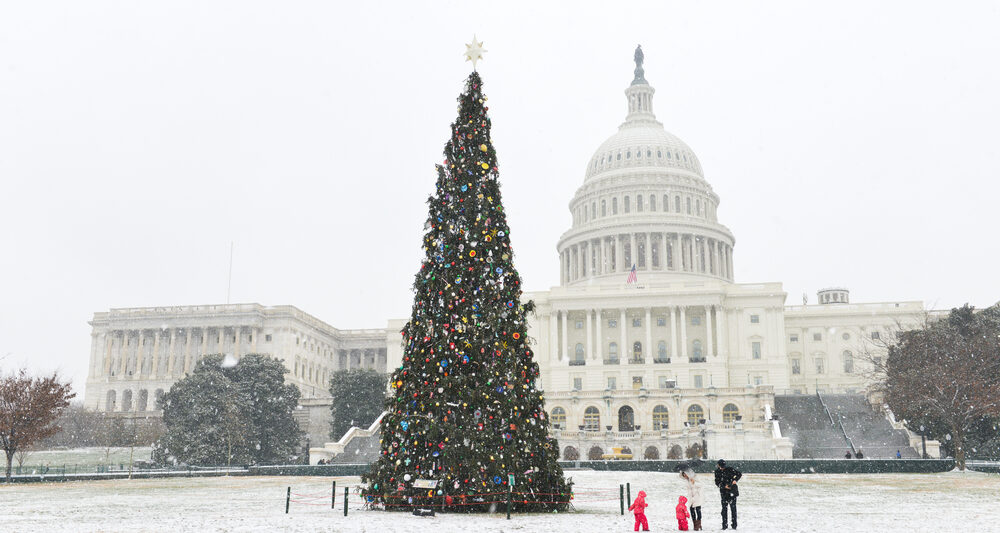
361,64,570,512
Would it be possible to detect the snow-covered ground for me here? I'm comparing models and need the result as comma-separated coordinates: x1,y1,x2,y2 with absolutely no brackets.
1,469,996,532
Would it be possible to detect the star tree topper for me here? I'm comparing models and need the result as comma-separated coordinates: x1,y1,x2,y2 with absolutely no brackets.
464,36,487,70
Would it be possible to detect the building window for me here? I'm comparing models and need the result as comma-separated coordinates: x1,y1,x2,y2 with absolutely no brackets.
631,342,643,363
601,200,606,216
663,195,669,212
632,376,643,390
573,344,585,365
842,332,850,340
575,321,583,329
675,196,681,212
754,375,764,386
791,359,801,375
608,319,618,328
637,195,643,212
752,341,761,359
687,404,705,426
658,375,673,389
692,340,703,359
722,403,740,423
632,318,641,328
693,375,704,388
650,195,656,211
583,406,600,431
686,197,691,214
550,407,566,429
657,341,668,363
789,334,798,342
871,331,880,340
652,405,669,430
815,358,825,374
657,317,666,327
616,153,621,161
691,316,701,326
612,197,618,214
607,377,617,390
624,196,630,213
750,314,760,324
843,351,854,374
608,342,619,362
813,333,822,341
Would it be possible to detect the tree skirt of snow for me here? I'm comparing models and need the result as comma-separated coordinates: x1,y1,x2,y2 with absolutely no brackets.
1,470,996,532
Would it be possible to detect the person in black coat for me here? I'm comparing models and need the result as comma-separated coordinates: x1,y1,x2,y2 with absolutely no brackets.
714,459,742,530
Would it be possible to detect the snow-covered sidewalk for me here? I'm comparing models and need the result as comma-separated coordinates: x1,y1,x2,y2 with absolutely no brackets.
1,469,996,532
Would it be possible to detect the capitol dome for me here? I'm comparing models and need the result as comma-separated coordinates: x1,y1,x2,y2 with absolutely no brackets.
557,47,735,286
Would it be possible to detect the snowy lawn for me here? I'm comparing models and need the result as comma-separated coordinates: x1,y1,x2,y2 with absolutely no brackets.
15,447,153,470
1,469,996,532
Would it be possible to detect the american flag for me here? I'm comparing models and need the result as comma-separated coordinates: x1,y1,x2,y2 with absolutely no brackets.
626,264,638,284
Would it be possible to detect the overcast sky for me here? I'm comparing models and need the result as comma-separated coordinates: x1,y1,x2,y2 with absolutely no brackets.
2,1,998,392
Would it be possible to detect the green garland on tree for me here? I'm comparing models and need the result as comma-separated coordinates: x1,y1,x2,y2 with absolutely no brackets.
361,71,570,512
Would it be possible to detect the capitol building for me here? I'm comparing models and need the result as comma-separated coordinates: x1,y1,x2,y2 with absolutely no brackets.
83,52,930,460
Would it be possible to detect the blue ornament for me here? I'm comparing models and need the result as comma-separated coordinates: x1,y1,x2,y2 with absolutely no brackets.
496,268,503,275
506,301,514,308
461,185,468,191
400,421,409,430
440,360,448,368
496,386,504,393
493,476,502,484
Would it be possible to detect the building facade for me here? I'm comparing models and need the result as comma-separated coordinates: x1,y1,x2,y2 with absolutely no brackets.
86,53,927,461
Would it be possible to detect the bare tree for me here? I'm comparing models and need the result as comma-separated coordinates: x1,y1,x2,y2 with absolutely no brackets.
0,369,75,481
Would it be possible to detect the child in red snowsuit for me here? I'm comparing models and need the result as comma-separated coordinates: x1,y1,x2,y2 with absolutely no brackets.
628,490,649,531
675,495,690,531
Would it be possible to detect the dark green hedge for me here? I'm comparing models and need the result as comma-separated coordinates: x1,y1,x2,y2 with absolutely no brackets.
559,459,955,474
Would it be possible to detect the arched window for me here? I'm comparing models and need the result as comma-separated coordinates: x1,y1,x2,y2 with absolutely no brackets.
692,340,703,359
652,405,669,430
587,445,605,460
550,407,566,429
637,195,643,212
591,202,596,220
618,405,635,431
675,196,681,212
137,389,148,412
650,194,656,211
687,404,705,426
663,195,669,212
584,406,601,431
122,390,133,412
696,199,701,215
657,341,668,362
601,200,606,216
154,389,165,410
686,197,692,214
573,343,585,365
843,350,854,374
612,197,618,214
723,403,740,423
106,390,117,411
632,341,643,362
563,446,579,460
644,446,660,460
624,196,631,213
608,342,619,362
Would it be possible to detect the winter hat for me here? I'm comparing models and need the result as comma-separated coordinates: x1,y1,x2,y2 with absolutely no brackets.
717,459,726,467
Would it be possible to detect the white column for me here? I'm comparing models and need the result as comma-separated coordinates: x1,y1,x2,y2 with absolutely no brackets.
629,233,636,268
644,308,652,363
680,307,688,360
595,309,603,360
561,310,569,363
150,331,161,378
585,309,593,361
718,307,728,358
619,308,627,362
167,329,177,375
582,242,589,278
670,308,678,361
235,327,242,358
599,238,606,275
549,309,558,362
676,234,683,271
643,233,651,270
660,233,667,271
706,305,715,357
